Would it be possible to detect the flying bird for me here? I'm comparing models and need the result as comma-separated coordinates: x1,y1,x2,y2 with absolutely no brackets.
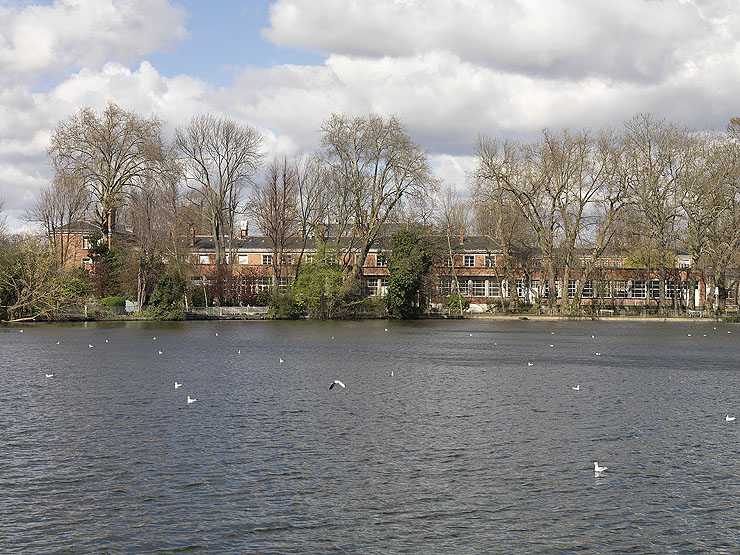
594,462,608,474
329,380,345,390
187,396,197,404
726,415,736,422
174,382,182,389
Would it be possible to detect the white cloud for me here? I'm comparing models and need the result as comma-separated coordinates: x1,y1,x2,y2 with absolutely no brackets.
2,0,740,233
265,0,740,82
0,0,186,84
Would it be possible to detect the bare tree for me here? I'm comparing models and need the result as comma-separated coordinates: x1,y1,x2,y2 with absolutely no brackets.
474,135,535,312
175,114,263,266
28,172,89,267
624,114,689,315
247,157,300,287
0,197,7,238
436,186,470,315
48,102,166,242
320,113,435,286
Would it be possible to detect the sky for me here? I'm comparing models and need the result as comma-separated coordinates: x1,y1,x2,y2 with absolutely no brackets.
1,0,739,231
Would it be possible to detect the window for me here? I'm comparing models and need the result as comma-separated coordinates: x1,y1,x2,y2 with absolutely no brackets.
365,278,379,296
262,254,273,265
485,255,496,268
325,254,337,265
631,280,646,299
305,254,314,264
237,254,249,265
488,278,502,297
198,254,210,265
530,279,540,298
82,257,93,267
458,280,470,296
379,278,388,297
649,280,660,300
517,278,526,299
278,277,291,292
471,279,485,296
665,280,676,299
614,280,628,298
442,256,453,268
280,254,293,265
568,279,577,299
463,255,475,268
438,278,453,296
582,280,593,298
254,277,272,292
375,253,388,267
595,279,611,299
82,237,92,250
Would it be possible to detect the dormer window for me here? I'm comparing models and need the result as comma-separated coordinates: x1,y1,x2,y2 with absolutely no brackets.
463,255,475,268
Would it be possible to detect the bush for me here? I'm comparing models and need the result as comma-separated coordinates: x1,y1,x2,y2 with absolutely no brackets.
149,271,185,320
254,291,271,307
723,316,740,323
269,292,303,319
445,294,470,311
101,296,126,307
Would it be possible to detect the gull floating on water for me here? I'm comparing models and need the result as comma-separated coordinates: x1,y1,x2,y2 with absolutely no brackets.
238,350,241,354
153,337,156,340
385,328,388,332
56,341,60,345
549,344,554,347
215,332,219,336
187,395,197,404
528,362,534,367
687,334,692,337
594,462,607,473
726,415,736,422
595,352,601,356
174,382,182,389
88,344,93,348
105,339,109,343
591,335,595,339
279,358,284,363
390,371,394,377
45,373,55,378
158,350,163,355
329,380,345,390
19,330,23,333
572,385,580,390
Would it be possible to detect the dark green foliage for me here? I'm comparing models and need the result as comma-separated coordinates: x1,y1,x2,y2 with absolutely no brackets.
292,261,344,319
149,270,185,320
445,294,470,311
101,296,126,307
269,292,303,319
385,229,432,319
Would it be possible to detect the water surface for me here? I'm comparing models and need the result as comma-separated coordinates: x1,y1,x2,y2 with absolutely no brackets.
1,319,739,553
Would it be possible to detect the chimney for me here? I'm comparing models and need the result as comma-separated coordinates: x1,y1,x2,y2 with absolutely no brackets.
190,226,195,246
239,220,248,239
459,229,464,245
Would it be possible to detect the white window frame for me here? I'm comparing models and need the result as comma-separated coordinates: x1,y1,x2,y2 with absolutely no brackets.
463,255,475,268
198,254,210,265
262,254,273,265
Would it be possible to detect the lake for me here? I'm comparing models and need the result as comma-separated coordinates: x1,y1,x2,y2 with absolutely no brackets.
1,319,739,553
